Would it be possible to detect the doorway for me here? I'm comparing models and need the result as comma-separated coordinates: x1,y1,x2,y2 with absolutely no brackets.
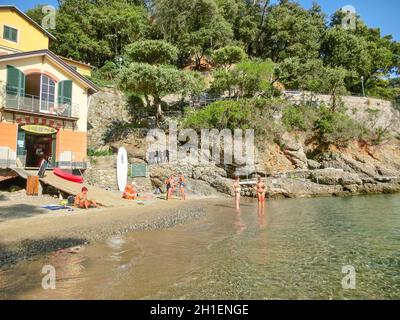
24,133,53,168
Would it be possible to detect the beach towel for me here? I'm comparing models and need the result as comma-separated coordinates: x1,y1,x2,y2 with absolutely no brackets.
41,205,70,211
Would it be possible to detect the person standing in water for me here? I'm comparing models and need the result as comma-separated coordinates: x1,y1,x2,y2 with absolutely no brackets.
254,177,266,206
178,173,186,200
232,176,241,211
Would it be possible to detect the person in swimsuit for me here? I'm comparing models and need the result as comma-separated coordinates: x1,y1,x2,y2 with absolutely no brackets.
122,182,138,200
254,177,266,206
232,176,241,211
178,173,186,200
74,187,100,209
165,175,175,200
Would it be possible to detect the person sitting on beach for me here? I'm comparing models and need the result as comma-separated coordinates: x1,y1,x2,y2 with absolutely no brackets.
122,182,138,200
74,187,100,209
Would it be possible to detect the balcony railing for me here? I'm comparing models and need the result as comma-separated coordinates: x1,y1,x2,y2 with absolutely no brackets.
3,92,79,118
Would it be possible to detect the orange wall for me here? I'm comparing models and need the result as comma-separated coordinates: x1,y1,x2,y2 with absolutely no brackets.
56,129,87,162
0,122,18,151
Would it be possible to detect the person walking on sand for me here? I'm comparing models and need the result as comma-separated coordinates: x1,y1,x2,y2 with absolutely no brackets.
254,177,266,206
178,173,186,200
232,176,241,211
74,187,100,209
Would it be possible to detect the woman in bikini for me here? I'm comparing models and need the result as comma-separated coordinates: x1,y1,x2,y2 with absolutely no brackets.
74,187,100,209
178,173,186,200
165,175,175,200
232,176,241,211
254,177,266,206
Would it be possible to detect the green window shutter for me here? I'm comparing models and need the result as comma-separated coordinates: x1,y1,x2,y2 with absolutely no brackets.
58,80,73,105
6,65,25,96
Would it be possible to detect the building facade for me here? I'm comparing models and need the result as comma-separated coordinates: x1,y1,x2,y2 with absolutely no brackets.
0,5,98,169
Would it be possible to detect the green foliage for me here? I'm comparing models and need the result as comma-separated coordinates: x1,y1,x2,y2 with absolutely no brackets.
276,58,348,110
118,63,204,120
25,0,400,99
209,69,235,96
260,1,326,62
210,59,275,97
154,0,233,68
234,60,274,97
87,148,113,157
27,0,150,67
182,98,285,142
183,100,251,130
365,77,400,100
212,46,247,68
125,40,178,65
314,107,368,146
321,24,395,93
282,104,318,132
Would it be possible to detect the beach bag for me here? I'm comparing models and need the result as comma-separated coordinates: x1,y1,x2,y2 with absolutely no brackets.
67,195,75,206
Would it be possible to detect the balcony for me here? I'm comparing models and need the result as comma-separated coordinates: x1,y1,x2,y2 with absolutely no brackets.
2,91,79,119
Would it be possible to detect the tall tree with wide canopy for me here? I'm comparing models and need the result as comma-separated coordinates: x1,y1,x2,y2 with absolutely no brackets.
27,0,150,67
259,0,325,62
154,0,233,69
119,40,204,122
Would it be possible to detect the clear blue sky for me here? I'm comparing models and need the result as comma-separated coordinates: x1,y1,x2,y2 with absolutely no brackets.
1,0,399,40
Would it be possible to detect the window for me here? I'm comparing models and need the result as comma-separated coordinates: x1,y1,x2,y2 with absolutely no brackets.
40,75,56,112
3,25,18,42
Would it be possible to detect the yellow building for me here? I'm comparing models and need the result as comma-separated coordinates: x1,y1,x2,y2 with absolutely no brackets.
0,6,98,169
0,5,92,77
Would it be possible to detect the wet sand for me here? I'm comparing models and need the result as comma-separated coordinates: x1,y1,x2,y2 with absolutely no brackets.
0,192,223,267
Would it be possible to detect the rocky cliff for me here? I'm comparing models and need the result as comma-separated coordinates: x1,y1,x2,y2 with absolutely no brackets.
86,89,400,198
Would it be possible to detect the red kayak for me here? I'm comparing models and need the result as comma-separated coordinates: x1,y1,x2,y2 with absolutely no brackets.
53,168,84,183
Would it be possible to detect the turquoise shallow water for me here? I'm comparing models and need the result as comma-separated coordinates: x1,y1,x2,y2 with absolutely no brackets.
1,194,399,299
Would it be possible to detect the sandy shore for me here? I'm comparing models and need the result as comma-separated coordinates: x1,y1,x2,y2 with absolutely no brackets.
0,192,225,267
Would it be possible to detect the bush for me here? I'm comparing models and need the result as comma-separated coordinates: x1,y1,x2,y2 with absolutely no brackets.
183,100,253,131
87,148,113,157
182,98,285,143
282,104,319,132
314,107,368,146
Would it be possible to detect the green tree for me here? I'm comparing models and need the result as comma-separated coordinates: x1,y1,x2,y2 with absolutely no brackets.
119,41,204,122
210,59,275,98
27,0,150,67
212,45,247,69
276,58,348,110
155,0,233,69
125,40,178,65
209,69,236,96
324,12,396,93
259,1,325,62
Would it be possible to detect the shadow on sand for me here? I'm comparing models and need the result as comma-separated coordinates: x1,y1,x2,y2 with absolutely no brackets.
0,204,49,223
0,237,88,269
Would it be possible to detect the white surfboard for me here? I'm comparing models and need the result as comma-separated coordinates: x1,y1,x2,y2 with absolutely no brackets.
117,147,128,192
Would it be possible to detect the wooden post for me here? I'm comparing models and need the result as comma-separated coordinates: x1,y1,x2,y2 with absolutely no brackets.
26,176,39,196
